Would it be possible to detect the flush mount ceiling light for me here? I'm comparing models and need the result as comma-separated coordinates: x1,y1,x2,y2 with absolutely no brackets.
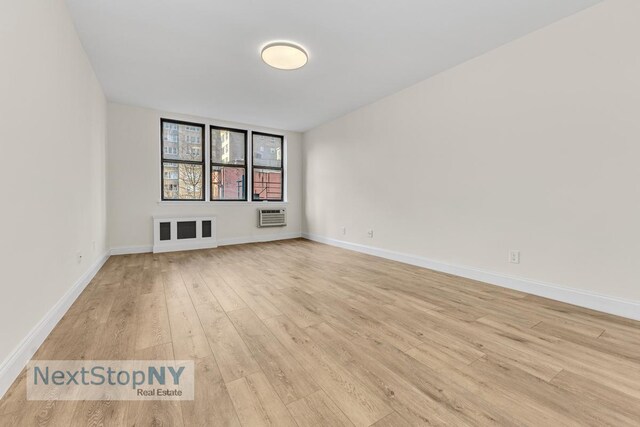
261,42,308,70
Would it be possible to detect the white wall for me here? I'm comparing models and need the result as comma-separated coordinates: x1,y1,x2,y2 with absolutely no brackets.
303,0,640,307
0,0,108,382
107,103,302,251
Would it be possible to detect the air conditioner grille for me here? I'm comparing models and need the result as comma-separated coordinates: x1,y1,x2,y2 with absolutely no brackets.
258,209,286,227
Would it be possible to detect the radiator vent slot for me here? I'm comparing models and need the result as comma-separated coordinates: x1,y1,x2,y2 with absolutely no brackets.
258,208,286,227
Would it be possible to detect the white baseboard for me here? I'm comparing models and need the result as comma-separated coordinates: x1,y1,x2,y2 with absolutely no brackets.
217,232,302,247
110,232,302,255
302,232,640,321
153,240,218,254
0,251,110,399
110,245,153,255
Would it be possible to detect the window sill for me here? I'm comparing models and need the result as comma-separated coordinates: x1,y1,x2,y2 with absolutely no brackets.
157,200,288,207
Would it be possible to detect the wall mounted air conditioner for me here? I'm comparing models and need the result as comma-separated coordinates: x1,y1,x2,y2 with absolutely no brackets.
258,209,286,227
153,215,217,253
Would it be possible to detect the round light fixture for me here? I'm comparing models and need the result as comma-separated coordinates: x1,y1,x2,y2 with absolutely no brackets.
261,42,308,70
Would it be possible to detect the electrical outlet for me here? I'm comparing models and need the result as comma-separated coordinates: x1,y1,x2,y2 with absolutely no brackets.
341,226,347,236
92,240,96,251
76,251,83,264
509,250,520,264
367,229,374,238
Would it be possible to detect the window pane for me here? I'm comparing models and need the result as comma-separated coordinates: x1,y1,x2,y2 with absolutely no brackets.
163,162,204,200
253,134,282,168
253,168,282,201
211,128,245,165
162,122,203,162
211,166,246,200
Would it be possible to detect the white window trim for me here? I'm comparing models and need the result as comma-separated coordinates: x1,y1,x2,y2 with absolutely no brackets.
157,201,289,206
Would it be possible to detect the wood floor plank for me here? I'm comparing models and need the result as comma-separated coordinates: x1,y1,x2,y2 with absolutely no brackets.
476,315,640,396
227,372,297,427
222,272,283,320
180,260,222,307
533,320,639,362
93,286,138,359
162,270,213,360
306,321,506,426
437,364,566,426
311,292,423,352
194,301,261,383
172,332,212,361
3,239,638,426
69,400,123,427
181,356,241,426
371,411,411,427
264,315,394,427
468,357,639,426
8,373,79,427
0,412,20,426
200,268,249,312
0,372,26,415
522,293,639,330
253,285,324,329
551,369,640,421
140,263,164,295
228,308,319,404
287,389,353,427
135,291,172,351
124,343,184,426
405,341,484,373
381,303,567,383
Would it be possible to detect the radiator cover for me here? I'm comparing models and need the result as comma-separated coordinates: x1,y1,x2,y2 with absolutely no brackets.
153,215,217,253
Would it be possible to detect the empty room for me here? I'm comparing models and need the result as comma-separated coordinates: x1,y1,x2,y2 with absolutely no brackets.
1,0,639,425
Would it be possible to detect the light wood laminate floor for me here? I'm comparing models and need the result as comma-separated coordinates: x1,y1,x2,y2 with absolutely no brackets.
1,239,639,426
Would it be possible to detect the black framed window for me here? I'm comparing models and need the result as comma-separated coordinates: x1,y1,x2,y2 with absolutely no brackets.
211,126,247,201
161,119,205,201
252,132,283,201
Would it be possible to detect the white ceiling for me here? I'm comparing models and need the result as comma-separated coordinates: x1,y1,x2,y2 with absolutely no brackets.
66,0,600,132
